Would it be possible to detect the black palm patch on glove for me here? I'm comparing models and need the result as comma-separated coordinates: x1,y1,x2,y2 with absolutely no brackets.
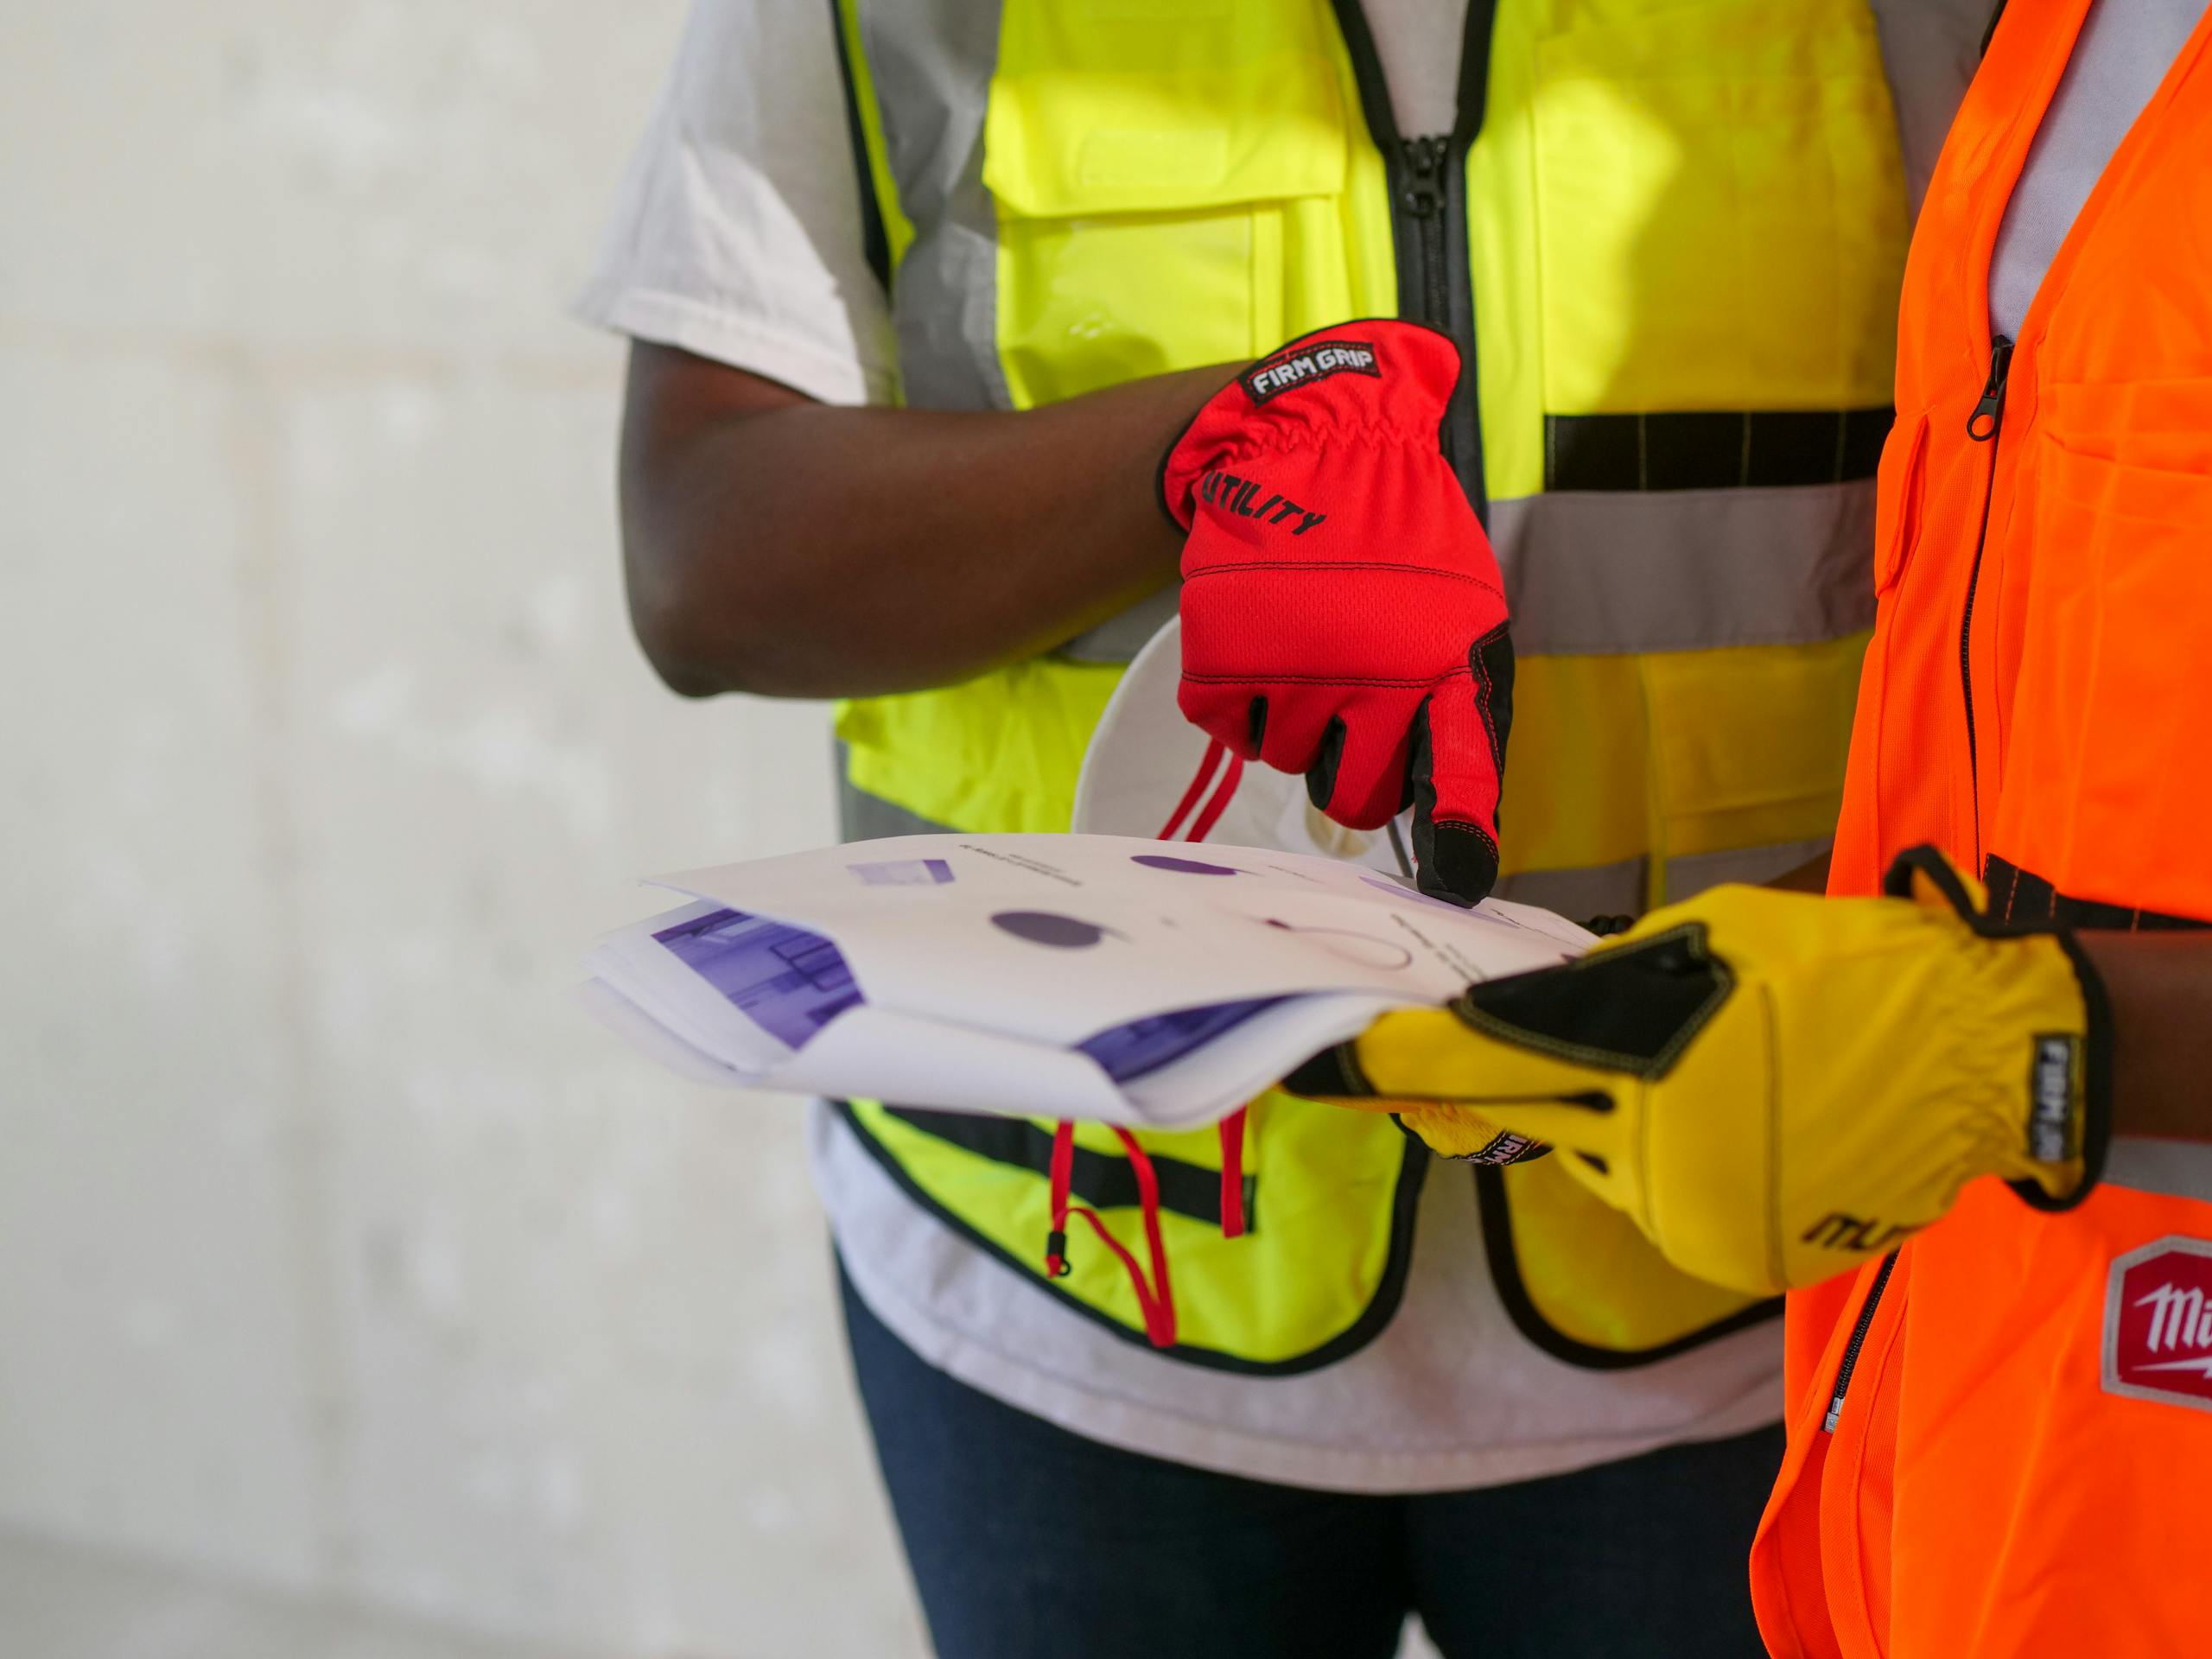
1451,925,1733,1079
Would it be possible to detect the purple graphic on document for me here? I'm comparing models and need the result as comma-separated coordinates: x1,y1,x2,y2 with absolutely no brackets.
847,857,956,887
1078,999,1287,1082
1130,854,1242,877
654,907,861,1049
990,911,1122,948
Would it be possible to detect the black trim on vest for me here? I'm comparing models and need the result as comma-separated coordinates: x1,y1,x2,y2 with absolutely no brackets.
1983,855,2212,933
880,1105,1259,1231
834,1102,1431,1375
827,0,893,296
1475,1165,1783,1370
1544,408,1894,493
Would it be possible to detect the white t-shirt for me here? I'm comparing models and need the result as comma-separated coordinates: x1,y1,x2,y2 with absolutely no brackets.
577,1,1987,1492
1989,0,2209,338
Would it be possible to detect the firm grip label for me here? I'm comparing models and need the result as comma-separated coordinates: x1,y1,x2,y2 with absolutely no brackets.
1242,340,1381,404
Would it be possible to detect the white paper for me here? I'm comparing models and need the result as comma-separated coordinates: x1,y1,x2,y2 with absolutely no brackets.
583,833,1592,1129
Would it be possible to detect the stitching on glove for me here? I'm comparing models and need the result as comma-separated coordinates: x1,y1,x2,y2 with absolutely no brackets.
1182,561,1500,587
1447,923,1735,1080
2012,928,2115,1214
1181,671,1472,688
1426,817,1500,860
1471,621,1513,777
1884,846,2114,1213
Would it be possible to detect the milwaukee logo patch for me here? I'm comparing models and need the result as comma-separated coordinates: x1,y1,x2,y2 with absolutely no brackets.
1241,340,1380,404
1199,470,1325,535
2104,1237,2212,1414
2028,1033,2079,1163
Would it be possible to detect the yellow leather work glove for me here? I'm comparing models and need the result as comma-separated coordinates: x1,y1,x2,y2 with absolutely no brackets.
1284,848,2113,1296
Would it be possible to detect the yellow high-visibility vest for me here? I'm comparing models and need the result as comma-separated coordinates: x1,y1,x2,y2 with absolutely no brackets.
830,0,1907,1369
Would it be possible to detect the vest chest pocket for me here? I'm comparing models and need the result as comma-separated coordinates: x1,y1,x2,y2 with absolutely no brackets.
1997,392,2212,906
1874,411,1930,596
982,1,1363,408
1530,0,1907,419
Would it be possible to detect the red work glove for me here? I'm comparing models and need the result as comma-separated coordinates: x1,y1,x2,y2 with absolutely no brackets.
1160,321,1514,906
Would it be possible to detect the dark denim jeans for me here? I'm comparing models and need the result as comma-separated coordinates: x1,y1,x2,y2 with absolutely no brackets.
839,1261,1780,1659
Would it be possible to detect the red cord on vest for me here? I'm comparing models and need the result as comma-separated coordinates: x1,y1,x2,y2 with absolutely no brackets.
1217,1106,1247,1239
1036,741,1263,1344
1043,1119,1075,1278
1042,1120,1178,1347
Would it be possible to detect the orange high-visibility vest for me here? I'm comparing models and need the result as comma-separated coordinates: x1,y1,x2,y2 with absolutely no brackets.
1751,3,2212,1656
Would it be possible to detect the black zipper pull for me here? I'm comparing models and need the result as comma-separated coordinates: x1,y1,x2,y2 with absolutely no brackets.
1967,335,2015,442
1399,137,1446,218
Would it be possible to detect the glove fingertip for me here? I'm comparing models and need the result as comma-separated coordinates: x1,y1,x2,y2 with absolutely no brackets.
1413,820,1499,908
1305,715,1345,815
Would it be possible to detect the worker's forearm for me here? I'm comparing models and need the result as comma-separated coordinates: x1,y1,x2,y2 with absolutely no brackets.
620,344,1231,699
2079,931,2212,1141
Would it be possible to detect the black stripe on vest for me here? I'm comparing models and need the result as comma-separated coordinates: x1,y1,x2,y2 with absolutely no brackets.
1544,407,1894,493
880,1106,1258,1232
1985,855,2211,931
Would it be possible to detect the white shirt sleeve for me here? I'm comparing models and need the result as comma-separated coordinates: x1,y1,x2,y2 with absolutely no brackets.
573,0,897,407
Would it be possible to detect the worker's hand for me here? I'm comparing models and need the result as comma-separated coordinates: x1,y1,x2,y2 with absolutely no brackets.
1284,848,2114,1295
1160,322,1511,906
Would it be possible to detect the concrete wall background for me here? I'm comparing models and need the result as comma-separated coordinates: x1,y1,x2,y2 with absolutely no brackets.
0,4,926,1653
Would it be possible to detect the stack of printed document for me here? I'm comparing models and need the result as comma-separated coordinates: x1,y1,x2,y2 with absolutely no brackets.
582,834,1592,1131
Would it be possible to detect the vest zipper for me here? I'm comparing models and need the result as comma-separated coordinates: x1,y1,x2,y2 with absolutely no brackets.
1401,135,1453,330
1958,334,2014,850
1331,2,1497,523
1822,1251,1898,1432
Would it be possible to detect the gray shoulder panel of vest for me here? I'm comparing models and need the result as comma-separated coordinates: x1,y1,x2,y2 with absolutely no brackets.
851,0,1011,411
2105,1138,2212,1205
1492,838,1834,923
1492,858,1649,924
1489,479,1878,657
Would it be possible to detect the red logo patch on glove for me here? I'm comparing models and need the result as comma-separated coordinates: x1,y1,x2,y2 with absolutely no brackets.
1160,321,1514,906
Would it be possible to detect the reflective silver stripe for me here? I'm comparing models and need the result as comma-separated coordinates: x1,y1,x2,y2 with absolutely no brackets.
851,0,1010,410
839,767,954,843
1065,479,1878,666
1492,858,1647,923
1058,585,1179,664
1664,838,1833,904
1491,836,1831,922
2105,1139,2212,1205
853,3,1876,658
1489,479,1878,658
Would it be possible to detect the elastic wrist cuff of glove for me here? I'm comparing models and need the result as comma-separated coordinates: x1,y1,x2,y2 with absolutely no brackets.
1881,847,2114,1215
1154,391,1216,534
1389,1112,1553,1166
1154,319,1462,531
2009,925,2114,1215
